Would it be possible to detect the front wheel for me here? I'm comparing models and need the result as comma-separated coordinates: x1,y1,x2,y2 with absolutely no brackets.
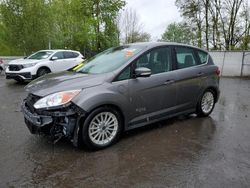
37,68,50,78
196,90,215,117
81,107,123,150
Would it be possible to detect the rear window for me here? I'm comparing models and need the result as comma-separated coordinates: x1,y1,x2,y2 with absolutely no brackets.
197,50,208,64
72,52,79,58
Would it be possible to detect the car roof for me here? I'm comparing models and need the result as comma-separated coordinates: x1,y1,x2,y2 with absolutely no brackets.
126,42,208,53
38,49,80,53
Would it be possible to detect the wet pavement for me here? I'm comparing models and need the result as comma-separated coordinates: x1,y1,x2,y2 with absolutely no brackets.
0,74,250,188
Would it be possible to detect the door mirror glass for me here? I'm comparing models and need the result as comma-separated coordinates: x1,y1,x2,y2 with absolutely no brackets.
134,67,151,78
51,56,58,61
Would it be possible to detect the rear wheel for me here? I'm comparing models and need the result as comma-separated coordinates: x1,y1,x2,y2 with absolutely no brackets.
81,107,123,150
196,89,215,117
37,68,50,78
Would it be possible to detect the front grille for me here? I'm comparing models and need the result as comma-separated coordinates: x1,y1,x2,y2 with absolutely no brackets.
9,65,23,71
25,94,41,113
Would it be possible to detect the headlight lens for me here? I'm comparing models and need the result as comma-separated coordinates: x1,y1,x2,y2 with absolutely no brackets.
34,90,81,109
23,63,38,68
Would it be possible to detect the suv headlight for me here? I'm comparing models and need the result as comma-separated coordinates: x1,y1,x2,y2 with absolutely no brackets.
23,63,38,68
34,90,81,109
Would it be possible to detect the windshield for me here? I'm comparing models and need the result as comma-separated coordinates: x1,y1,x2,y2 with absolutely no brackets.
28,51,53,60
76,45,145,74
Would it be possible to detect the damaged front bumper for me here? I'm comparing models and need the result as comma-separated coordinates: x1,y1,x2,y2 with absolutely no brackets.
21,100,85,145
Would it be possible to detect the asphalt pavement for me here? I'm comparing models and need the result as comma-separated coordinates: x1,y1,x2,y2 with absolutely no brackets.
0,74,250,188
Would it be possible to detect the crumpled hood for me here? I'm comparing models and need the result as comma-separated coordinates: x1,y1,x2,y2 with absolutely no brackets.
25,71,107,97
8,58,42,65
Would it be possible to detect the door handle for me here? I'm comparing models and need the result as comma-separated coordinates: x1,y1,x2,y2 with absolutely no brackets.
197,72,204,77
164,80,175,85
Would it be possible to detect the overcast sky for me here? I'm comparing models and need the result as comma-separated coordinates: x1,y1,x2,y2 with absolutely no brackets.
124,0,182,41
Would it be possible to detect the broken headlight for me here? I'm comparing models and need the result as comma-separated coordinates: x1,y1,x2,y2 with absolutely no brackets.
34,90,81,109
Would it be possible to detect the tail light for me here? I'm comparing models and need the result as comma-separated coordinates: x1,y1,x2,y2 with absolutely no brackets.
215,67,220,76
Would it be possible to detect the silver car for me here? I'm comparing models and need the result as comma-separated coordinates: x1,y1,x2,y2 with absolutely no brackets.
21,42,220,150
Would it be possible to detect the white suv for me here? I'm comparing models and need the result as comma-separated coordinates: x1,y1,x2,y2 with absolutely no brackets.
5,49,84,82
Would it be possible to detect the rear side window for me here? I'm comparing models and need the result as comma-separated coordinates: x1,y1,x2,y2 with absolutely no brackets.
197,50,208,64
175,47,198,69
63,52,74,59
72,52,79,58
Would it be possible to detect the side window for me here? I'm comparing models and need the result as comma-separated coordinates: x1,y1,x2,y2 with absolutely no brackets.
135,47,172,75
175,47,198,69
63,52,74,59
52,52,64,59
72,52,79,58
116,66,131,81
197,50,208,64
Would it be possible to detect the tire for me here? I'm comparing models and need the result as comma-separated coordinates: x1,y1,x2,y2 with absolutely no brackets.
14,78,24,83
37,68,50,78
196,89,215,117
81,106,123,150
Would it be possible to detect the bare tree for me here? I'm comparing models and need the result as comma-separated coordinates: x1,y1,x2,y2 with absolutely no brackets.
240,0,250,49
119,8,150,44
209,0,222,50
176,0,249,50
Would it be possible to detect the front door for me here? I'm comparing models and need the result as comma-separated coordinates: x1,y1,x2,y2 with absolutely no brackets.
128,46,177,127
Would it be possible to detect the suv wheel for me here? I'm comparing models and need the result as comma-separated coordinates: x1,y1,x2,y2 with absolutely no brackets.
37,68,50,77
81,107,122,150
196,89,215,117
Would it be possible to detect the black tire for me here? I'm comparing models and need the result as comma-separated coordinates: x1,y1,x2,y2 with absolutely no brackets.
37,68,50,78
14,78,25,83
80,106,123,150
196,89,215,117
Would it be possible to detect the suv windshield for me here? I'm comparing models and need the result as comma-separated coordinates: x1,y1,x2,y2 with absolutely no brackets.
28,51,53,60
77,45,145,74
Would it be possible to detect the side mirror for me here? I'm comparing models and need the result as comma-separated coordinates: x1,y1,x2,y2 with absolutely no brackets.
134,67,151,78
51,56,58,61
24,56,27,59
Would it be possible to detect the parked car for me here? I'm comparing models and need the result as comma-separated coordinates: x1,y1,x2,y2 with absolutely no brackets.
5,49,84,82
0,59,4,74
21,42,220,150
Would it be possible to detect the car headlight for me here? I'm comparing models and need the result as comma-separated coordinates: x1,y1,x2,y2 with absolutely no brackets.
34,90,81,109
23,63,38,68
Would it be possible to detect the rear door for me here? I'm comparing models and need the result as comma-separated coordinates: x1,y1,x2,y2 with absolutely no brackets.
173,46,205,112
63,51,80,69
127,46,177,126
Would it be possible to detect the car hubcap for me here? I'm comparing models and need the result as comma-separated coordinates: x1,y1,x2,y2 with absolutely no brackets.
88,112,118,145
201,91,214,114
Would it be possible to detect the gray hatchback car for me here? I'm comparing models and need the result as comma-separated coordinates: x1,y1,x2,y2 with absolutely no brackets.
21,42,220,150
